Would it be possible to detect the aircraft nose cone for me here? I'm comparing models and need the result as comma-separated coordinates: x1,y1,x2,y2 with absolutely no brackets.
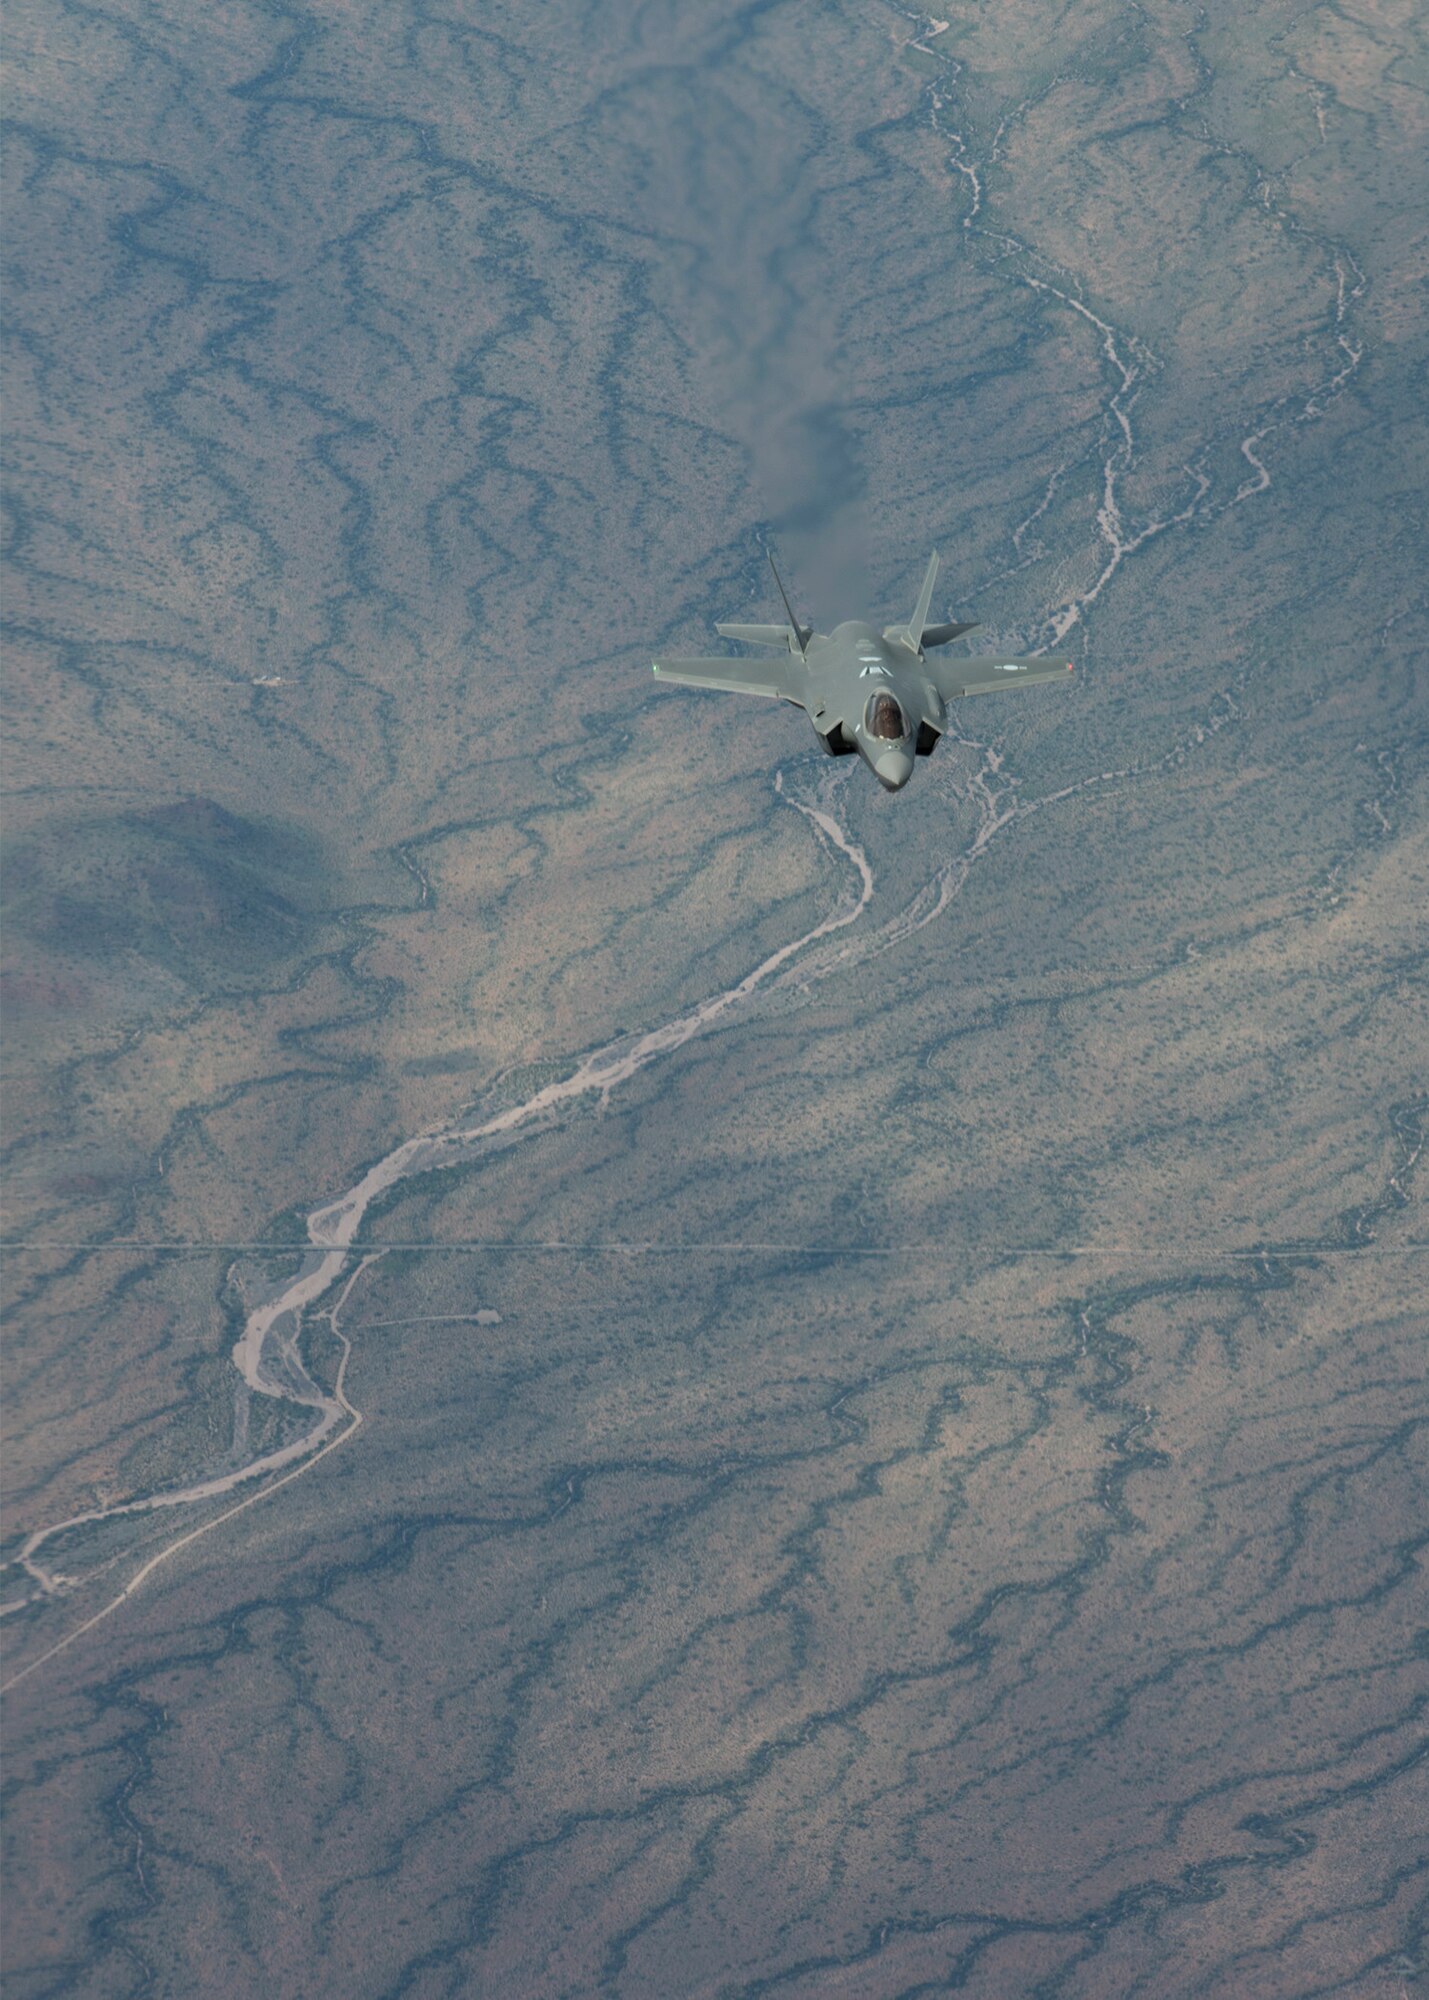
874,748,913,791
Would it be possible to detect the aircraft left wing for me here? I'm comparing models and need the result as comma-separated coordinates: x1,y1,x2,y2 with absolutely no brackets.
651,657,805,704
927,655,1074,700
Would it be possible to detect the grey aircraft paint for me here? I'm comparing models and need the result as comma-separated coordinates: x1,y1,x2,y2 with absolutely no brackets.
652,552,1073,791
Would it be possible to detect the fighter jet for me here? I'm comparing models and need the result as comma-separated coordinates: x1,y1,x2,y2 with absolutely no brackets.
652,551,1072,791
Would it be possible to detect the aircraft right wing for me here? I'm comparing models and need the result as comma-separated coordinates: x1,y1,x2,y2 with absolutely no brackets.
651,656,805,704
927,655,1074,700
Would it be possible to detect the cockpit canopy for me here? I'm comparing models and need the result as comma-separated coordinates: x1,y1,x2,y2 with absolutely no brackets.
864,690,907,742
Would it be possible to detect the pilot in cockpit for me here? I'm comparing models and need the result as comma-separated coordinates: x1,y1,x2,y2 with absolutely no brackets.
864,690,907,742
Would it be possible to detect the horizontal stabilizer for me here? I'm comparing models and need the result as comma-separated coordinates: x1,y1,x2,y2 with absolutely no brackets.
885,618,980,651
927,655,1074,700
652,655,806,704
715,622,801,652
920,620,980,649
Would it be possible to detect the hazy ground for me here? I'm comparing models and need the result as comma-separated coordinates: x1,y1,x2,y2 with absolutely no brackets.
3,0,1426,1994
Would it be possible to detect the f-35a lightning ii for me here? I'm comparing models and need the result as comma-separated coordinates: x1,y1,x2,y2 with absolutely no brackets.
653,552,1072,791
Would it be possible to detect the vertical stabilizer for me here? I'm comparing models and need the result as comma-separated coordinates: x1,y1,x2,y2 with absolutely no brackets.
898,551,940,656
767,551,812,656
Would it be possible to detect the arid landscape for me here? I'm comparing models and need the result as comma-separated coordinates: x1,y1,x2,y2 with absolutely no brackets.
3,0,1425,1994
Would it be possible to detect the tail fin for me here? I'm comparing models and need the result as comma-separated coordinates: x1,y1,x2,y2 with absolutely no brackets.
890,551,939,657
767,551,812,656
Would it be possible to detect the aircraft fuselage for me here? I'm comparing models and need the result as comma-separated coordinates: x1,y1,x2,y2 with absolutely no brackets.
800,622,942,791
